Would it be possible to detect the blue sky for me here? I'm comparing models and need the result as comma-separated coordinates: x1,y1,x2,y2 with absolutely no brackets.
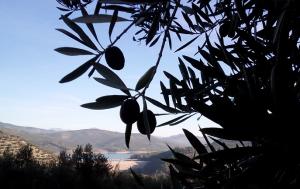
0,0,218,136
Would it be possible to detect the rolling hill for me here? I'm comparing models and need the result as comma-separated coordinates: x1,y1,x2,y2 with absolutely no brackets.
0,122,192,154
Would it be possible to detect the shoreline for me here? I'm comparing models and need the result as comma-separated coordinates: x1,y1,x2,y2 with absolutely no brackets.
109,160,146,171
103,150,158,154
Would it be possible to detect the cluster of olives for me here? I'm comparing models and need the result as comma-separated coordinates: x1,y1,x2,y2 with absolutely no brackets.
105,46,156,134
105,46,125,70
120,99,156,135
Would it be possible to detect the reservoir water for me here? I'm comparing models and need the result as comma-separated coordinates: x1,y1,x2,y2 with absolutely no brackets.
104,152,132,160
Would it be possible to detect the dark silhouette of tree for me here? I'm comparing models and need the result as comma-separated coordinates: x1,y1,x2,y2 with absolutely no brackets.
0,147,14,171
15,144,35,168
0,144,170,189
72,145,84,169
55,0,300,188
58,149,71,166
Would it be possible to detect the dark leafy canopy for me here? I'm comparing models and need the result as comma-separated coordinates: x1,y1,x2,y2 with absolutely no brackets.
0,144,172,189
55,0,300,188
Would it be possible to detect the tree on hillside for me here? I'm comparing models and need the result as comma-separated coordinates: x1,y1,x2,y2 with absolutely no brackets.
16,144,36,168
68,144,112,175
56,144,112,188
55,0,300,188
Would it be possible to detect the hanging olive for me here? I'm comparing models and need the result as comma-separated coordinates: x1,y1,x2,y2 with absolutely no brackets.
137,110,156,135
120,99,140,124
105,46,125,70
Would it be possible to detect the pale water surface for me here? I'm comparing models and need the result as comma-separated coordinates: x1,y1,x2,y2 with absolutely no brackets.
104,152,132,160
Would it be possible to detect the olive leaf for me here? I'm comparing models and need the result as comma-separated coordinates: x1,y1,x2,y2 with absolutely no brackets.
80,5,99,42
166,30,172,50
183,129,208,155
93,63,130,96
57,7,70,11
169,114,195,126
160,81,170,107
200,129,216,152
101,5,136,13
175,35,199,52
181,11,195,31
95,95,128,103
157,114,187,127
109,10,118,38
178,57,190,84
167,145,197,164
135,66,156,91
73,14,129,23
163,71,181,85
125,123,132,148
209,137,229,150
61,16,98,51
188,67,196,79
59,56,98,83
145,96,181,113
94,0,101,14
146,14,160,45
94,77,131,92
180,5,194,14
56,29,87,47
149,34,161,47
81,95,127,110
55,47,94,56
192,3,213,24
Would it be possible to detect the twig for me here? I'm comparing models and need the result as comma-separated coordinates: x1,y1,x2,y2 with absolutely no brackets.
142,0,180,94
108,3,158,49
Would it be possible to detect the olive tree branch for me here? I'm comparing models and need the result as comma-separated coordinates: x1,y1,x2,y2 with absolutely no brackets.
142,0,180,95
108,4,158,49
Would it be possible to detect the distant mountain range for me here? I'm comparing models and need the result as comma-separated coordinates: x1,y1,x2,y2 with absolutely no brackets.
0,122,192,154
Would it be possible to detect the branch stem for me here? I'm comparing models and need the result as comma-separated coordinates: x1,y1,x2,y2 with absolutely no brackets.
142,0,180,94
108,4,158,48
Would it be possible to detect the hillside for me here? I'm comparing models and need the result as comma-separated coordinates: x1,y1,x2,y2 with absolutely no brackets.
0,130,56,164
0,122,191,154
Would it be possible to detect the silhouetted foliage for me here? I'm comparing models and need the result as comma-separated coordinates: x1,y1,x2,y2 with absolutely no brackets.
0,144,171,189
131,147,194,175
55,0,300,188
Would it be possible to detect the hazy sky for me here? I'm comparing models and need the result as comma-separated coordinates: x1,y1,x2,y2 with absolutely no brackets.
0,0,218,136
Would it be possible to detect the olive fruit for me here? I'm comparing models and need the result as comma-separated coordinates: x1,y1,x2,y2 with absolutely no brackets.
105,46,125,70
137,110,156,135
120,99,140,124
219,22,230,37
